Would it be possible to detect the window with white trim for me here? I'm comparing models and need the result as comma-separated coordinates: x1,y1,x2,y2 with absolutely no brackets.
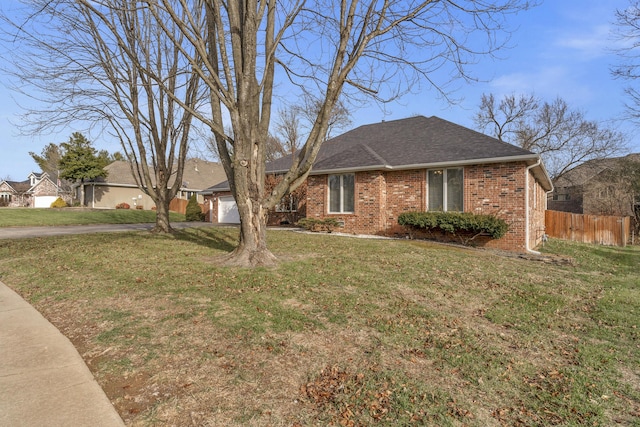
275,194,298,212
328,174,354,213
427,168,463,211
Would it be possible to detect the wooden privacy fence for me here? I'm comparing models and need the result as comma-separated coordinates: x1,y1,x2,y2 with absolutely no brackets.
169,198,205,215
545,210,631,247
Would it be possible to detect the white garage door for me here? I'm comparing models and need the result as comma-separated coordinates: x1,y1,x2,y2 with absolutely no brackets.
218,196,240,223
34,196,58,208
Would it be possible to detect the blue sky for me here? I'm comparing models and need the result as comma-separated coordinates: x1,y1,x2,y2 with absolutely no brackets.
1,0,638,181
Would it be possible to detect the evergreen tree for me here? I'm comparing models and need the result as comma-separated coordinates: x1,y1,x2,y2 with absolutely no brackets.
185,195,203,222
59,133,107,205
29,143,62,178
97,149,125,166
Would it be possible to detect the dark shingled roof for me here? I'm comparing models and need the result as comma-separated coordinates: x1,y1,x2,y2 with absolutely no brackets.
203,116,551,193
5,180,31,193
267,115,537,173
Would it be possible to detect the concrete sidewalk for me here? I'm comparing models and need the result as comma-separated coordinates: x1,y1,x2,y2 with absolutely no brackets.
0,282,125,426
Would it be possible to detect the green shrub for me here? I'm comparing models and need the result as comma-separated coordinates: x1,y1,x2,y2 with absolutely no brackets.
297,217,341,233
185,195,204,221
398,211,509,243
116,202,130,209
50,197,68,208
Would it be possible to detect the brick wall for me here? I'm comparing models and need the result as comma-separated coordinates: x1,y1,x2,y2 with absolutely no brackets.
383,170,425,236
464,163,527,251
306,162,547,252
206,163,548,252
306,172,388,234
529,172,548,249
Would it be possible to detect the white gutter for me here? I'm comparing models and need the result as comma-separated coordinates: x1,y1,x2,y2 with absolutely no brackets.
367,154,541,174
267,154,542,176
525,158,542,255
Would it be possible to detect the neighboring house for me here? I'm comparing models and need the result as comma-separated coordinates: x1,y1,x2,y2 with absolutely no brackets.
0,172,65,208
0,178,30,207
548,153,640,217
202,116,553,253
77,158,227,209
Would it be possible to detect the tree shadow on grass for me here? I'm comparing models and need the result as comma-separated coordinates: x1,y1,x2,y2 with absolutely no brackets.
172,227,238,253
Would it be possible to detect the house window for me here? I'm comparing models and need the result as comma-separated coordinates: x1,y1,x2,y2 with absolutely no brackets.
598,186,615,199
427,168,463,211
275,194,298,212
328,174,354,213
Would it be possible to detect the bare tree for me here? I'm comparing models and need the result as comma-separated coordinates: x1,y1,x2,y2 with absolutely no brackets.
475,93,628,179
612,2,640,123
1,0,203,232
275,107,302,158
298,96,353,141
274,98,352,160
4,1,534,266
204,126,285,162
141,0,533,266
587,157,640,233
265,134,287,162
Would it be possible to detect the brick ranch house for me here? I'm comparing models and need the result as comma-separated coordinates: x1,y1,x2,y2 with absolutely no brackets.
201,116,554,253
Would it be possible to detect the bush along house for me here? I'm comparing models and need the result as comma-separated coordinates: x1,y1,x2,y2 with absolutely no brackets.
201,116,553,253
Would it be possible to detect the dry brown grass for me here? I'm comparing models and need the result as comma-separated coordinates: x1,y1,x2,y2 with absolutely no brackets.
0,228,638,426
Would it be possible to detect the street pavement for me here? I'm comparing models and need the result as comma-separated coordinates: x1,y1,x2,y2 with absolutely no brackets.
0,221,224,240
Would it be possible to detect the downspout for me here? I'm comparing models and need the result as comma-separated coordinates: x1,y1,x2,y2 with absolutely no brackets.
525,159,542,255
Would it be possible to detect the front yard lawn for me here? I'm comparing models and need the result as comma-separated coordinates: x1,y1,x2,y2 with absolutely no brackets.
0,228,637,426
0,207,185,227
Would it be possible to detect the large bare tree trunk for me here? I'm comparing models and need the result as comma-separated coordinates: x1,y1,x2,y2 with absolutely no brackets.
152,192,173,234
5,0,535,266
224,200,276,266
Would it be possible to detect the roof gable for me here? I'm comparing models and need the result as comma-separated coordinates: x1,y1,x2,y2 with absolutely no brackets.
268,116,537,173
27,175,57,192
2,179,31,193
206,116,552,192
0,181,14,192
